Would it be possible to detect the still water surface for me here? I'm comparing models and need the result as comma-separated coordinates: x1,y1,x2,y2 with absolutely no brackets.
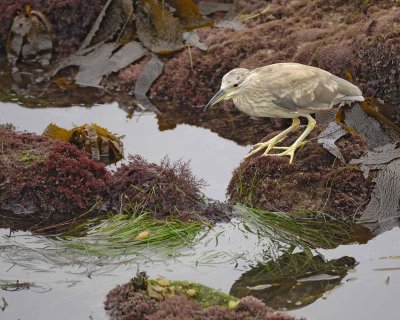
1,102,400,320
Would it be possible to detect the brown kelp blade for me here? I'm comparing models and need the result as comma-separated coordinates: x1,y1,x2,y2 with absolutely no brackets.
43,123,73,142
43,123,124,165
136,0,184,54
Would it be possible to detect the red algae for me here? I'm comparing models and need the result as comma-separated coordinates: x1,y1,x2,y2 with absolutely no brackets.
0,126,110,225
227,128,373,219
0,127,230,230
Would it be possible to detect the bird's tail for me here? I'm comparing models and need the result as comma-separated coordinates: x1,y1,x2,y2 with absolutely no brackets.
343,95,365,102
334,95,364,107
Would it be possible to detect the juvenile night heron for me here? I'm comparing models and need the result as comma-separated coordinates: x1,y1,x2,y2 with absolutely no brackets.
205,63,364,163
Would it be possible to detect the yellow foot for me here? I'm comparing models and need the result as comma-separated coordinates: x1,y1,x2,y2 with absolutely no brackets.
266,142,306,164
266,141,307,151
244,138,285,159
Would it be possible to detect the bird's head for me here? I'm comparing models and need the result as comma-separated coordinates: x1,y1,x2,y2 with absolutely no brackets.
204,68,250,111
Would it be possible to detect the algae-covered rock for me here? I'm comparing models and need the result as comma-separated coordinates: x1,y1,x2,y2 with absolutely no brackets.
227,127,373,220
0,126,230,230
108,155,230,222
104,272,299,320
0,126,110,227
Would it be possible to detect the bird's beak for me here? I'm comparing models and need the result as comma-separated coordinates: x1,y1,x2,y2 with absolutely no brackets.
204,89,228,111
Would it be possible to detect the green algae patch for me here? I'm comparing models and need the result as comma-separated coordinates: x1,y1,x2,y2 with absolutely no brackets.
105,272,298,319
147,278,238,308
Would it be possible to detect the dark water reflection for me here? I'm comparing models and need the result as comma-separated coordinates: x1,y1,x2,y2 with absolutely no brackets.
230,253,356,310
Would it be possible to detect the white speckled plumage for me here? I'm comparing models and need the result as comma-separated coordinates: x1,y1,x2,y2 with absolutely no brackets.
205,62,364,163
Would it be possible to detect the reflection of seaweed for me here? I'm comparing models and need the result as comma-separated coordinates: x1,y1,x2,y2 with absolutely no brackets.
236,204,353,250
232,204,359,310
0,279,51,293
230,252,356,310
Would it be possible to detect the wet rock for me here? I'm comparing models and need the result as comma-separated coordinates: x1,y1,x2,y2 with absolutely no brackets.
227,128,373,220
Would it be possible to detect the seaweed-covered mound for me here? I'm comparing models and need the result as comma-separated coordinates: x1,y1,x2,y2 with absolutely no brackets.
0,126,110,224
104,273,299,320
227,128,373,219
108,155,230,221
0,127,230,229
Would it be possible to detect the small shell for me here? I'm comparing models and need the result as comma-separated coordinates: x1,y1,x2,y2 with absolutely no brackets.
147,285,164,300
186,289,196,297
228,300,240,310
135,230,150,240
156,278,170,287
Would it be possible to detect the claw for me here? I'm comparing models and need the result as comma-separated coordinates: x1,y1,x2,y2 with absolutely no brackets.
245,114,316,164
245,117,301,159
268,147,297,164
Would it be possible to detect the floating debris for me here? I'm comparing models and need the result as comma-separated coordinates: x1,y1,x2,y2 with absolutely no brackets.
0,279,51,293
43,123,124,165
0,297,7,312
135,230,151,240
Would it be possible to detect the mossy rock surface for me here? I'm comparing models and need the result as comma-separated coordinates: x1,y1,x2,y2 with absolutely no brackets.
105,273,299,320
227,128,373,220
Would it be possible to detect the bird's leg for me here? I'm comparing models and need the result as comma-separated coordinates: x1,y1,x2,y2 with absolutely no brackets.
270,114,316,164
244,118,300,158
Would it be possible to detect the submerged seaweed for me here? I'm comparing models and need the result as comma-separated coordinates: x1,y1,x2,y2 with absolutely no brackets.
62,210,206,257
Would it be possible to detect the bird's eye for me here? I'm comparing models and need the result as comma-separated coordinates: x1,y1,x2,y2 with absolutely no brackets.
233,83,239,87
